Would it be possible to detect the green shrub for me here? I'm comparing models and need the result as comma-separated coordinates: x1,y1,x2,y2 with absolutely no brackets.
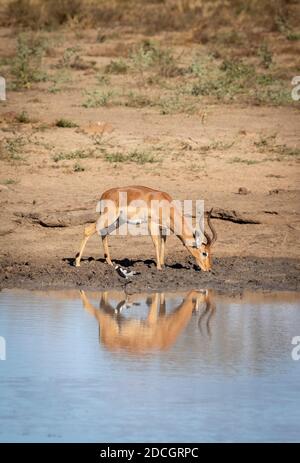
16,111,31,123
12,33,48,89
105,59,128,74
55,118,78,128
104,149,158,164
73,162,85,172
83,90,114,108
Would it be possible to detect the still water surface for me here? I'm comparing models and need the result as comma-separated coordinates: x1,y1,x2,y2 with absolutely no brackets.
0,289,299,443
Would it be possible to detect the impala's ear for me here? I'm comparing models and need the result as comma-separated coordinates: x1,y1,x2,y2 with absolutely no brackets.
193,230,201,248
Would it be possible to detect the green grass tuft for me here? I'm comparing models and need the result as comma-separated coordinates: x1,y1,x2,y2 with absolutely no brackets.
55,118,78,128
104,149,158,164
73,162,85,172
83,89,114,108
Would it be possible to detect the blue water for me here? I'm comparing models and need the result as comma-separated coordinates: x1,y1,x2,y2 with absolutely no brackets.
0,289,299,443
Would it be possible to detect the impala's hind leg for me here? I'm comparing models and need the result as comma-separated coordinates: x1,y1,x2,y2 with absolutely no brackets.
80,290,97,316
147,293,159,325
101,235,113,266
160,229,167,267
75,223,97,267
96,214,120,266
159,293,166,316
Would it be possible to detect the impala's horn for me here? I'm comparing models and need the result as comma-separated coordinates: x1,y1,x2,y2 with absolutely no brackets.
199,208,217,245
207,208,217,245
193,229,201,248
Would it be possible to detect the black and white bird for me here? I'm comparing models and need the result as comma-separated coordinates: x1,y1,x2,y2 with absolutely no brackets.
114,300,140,313
115,264,139,279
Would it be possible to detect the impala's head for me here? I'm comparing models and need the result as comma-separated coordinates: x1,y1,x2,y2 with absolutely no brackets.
188,209,217,272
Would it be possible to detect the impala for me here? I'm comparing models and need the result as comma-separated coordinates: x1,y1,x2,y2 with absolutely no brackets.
75,185,217,271
80,290,215,353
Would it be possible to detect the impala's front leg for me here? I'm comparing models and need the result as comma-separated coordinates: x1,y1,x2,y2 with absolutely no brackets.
146,293,159,325
149,223,162,270
80,290,97,316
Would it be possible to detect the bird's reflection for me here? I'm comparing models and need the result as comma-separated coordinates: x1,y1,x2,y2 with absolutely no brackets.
80,290,216,353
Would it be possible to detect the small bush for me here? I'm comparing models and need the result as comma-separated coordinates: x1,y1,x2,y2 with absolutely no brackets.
104,152,127,163
1,178,17,185
124,92,153,108
105,59,128,74
57,46,81,68
230,157,260,165
83,90,114,108
55,118,78,128
16,111,30,123
96,74,110,85
48,68,71,94
258,44,273,69
131,41,182,79
127,149,158,164
104,149,158,164
254,135,300,158
286,31,300,41
53,149,94,162
0,136,26,161
219,60,255,80
11,33,48,89
188,54,290,105
158,95,196,115
73,162,85,172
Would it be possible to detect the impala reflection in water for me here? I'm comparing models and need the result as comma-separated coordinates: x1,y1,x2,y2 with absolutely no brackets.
80,290,215,353
0,289,299,443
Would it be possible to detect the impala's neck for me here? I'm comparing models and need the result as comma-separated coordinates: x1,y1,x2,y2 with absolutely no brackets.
170,205,195,248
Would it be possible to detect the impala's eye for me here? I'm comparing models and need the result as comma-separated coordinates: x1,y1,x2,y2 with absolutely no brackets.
202,252,208,257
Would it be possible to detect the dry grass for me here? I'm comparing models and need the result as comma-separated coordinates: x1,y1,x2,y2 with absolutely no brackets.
0,0,299,111
2,0,299,37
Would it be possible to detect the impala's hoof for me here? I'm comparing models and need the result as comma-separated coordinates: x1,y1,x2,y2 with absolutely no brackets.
75,261,80,268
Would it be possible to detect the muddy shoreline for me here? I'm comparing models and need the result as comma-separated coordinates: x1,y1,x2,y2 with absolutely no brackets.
1,256,299,294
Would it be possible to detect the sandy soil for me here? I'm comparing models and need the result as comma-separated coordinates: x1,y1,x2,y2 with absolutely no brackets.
0,26,299,292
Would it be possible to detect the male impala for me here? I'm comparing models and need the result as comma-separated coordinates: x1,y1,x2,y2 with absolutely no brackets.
75,185,217,271
80,290,215,353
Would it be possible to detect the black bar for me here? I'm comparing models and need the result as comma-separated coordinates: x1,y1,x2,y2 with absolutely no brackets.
0,443,296,461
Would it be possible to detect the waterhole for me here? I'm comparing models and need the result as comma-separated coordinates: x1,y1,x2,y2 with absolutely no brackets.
0,289,299,442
